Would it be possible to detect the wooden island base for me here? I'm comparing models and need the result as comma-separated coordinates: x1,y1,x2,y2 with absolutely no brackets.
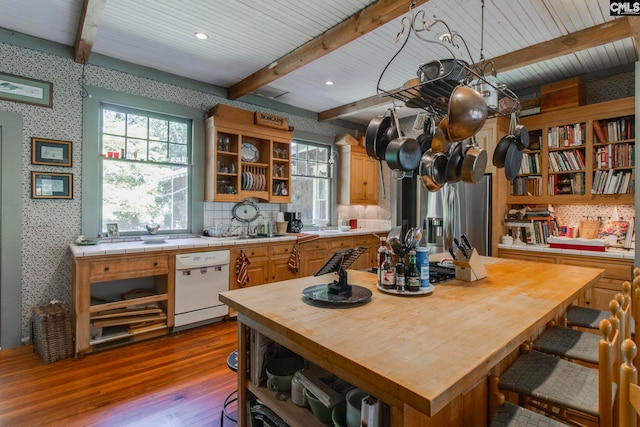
220,256,604,426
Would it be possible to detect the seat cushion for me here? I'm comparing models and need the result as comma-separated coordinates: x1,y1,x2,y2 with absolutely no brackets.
566,305,609,330
533,326,600,364
498,350,616,417
491,401,570,427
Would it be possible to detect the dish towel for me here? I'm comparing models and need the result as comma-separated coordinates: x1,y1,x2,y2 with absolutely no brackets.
295,233,320,243
236,250,251,287
288,245,300,273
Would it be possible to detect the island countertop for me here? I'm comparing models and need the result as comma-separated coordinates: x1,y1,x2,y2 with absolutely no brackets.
220,256,604,424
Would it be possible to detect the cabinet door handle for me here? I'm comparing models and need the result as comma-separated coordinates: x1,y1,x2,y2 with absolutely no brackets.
104,266,110,272
154,261,158,266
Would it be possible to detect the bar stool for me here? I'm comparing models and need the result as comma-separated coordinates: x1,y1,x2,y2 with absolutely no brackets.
220,350,238,426
494,307,619,426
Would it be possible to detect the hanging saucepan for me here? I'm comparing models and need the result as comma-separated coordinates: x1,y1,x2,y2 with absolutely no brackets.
514,123,530,150
447,85,488,141
431,117,453,153
385,136,422,171
365,115,392,160
504,141,523,181
419,149,448,192
461,138,488,184
416,115,435,155
445,141,464,183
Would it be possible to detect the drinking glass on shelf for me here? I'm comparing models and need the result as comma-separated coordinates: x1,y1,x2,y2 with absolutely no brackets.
274,148,281,159
223,137,230,152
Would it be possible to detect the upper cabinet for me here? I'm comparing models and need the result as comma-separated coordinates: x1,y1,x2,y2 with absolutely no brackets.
204,104,293,203
336,134,379,205
508,97,635,205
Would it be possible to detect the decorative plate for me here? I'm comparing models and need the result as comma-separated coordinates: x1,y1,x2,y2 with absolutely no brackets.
241,143,259,162
232,199,260,223
76,239,100,246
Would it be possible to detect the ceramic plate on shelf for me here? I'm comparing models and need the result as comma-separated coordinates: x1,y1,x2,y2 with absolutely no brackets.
241,143,259,162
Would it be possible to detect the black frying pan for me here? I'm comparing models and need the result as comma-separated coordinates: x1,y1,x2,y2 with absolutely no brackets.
504,142,523,181
385,136,422,171
365,116,392,160
445,141,464,183
514,124,530,150
493,134,516,168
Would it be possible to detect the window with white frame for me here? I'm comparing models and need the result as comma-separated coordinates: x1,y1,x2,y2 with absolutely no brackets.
288,140,332,225
99,104,191,233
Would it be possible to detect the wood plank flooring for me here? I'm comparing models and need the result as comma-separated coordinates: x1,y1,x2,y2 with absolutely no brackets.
0,319,239,427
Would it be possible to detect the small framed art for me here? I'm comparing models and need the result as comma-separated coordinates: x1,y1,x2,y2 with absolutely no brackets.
0,72,53,108
31,172,72,199
31,138,72,167
106,223,120,237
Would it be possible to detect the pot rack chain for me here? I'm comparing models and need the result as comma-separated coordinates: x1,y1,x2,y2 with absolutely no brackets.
376,0,520,118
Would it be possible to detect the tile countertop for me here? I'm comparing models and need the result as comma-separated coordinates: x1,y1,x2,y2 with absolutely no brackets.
498,243,635,260
69,228,390,258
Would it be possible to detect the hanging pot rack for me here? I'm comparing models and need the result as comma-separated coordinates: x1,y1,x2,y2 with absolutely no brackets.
375,1,520,119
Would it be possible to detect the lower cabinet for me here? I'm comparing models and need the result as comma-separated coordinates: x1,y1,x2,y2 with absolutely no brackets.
499,248,633,311
230,243,298,290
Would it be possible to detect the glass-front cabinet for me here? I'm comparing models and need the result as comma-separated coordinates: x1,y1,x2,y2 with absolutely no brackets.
204,104,293,203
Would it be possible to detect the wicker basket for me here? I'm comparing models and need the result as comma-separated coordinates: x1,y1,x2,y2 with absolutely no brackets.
32,303,73,364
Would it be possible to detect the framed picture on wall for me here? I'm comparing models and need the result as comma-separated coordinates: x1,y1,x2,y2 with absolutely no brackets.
0,72,53,108
31,172,73,199
31,138,72,167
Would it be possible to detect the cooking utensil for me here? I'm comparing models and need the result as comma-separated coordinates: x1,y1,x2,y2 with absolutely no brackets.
492,134,515,168
454,237,469,259
388,236,402,255
430,117,452,153
461,234,473,252
417,59,469,86
514,123,530,150
445,141,464,183
365,115,392,160
448,247,457,260
385,136,421,171
504,141,523,181
419,149,447,192
460,138,488,184
447,85,488,141
416,116,435,155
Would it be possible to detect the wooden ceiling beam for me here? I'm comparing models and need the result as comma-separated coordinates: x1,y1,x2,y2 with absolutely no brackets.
627,16,640,58
227,0,431,100
74,0,107,64
319,18,634,122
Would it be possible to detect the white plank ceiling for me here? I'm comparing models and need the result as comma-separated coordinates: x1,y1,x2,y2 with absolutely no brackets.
0,0,636,125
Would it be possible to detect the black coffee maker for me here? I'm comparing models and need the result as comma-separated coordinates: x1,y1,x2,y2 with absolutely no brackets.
284,212,303,233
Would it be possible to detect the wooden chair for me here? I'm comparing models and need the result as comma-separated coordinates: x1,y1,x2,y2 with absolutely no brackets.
495,305,620,426
619,338,640,427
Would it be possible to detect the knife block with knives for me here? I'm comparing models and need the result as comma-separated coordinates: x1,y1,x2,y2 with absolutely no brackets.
453,248,487,282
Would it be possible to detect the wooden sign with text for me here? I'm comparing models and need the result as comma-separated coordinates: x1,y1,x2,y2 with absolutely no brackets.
254,111,289,130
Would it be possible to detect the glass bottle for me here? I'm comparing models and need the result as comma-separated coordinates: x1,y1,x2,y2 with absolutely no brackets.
395,259,406,292
380,250,396,289
406,250,420,291
377,237,387,285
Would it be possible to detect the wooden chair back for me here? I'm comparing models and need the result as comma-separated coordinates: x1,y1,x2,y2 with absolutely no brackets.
619,338,640,427
600,315,620,426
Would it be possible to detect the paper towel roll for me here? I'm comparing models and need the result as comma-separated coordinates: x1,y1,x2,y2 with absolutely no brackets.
276,212,285,222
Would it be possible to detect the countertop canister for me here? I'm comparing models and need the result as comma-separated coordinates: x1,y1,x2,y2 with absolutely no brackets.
416,247,429,289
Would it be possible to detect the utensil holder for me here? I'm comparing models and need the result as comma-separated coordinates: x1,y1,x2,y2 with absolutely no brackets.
453,249,487,282
276,221,288,235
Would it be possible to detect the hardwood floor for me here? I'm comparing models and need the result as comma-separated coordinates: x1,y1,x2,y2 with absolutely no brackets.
0,319,239,427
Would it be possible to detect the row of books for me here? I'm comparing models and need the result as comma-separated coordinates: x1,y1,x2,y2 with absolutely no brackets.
520,152,541,174
504,218,559,245
593,117,635,143
593,143,635,169
548,149,586,172
547,123,585,148
548,172,585,196
591,169,634,195
511,176,543,196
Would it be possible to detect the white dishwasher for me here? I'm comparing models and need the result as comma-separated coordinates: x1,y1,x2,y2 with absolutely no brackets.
174,250,230,329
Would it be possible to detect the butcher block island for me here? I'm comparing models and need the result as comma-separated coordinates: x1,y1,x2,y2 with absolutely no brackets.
219,256,604,427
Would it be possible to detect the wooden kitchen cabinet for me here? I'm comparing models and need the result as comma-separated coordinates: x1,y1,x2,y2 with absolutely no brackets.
498,248,633,311
72,253,173,356
205,104,294,203
299,240,330,277
336,134,378,205
230,242,299,290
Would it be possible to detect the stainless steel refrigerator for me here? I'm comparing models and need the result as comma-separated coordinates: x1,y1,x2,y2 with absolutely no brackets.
392,174,492,256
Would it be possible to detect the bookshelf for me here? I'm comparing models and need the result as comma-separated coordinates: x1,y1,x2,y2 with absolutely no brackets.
507,97,635,205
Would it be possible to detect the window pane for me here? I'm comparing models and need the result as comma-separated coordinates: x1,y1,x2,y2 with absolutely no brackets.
103,110,126,135
127,114,148,139
296,159,307,176
102,161,188,232
317,146,328,162
149,118,168,141
149,140,168,162
103,135,125,155
169,143,187,164
290,142,298,159
169,122,188,144
318,163,328,177
127,138,147,161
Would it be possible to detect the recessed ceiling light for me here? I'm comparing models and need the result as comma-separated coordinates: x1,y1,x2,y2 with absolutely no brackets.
194,32,208,40
325,80,334,86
